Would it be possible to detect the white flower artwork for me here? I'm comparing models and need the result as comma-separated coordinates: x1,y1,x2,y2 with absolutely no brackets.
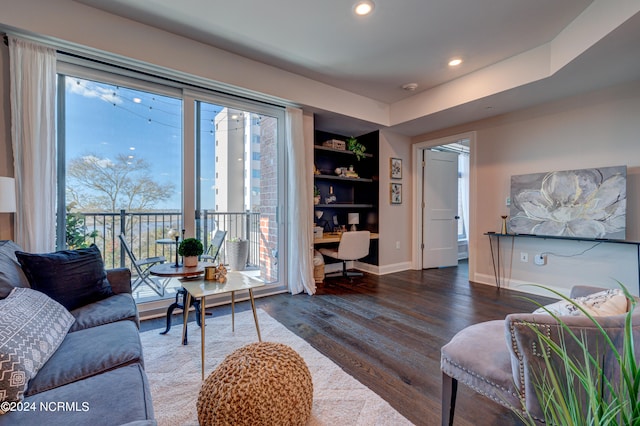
509,166,626,239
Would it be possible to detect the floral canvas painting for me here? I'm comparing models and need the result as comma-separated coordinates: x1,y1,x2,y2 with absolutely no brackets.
508,165,626,239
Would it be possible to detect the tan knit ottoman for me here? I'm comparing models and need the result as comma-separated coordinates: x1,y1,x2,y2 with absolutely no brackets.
197,342,313,426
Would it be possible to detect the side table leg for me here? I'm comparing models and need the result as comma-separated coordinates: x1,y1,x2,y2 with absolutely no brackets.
231,291,235,332
182,292,191,346
159,288,185,335
200,296,206,381
249,289,261,342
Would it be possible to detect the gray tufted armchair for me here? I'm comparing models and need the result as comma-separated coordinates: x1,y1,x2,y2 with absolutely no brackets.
440,285,640,425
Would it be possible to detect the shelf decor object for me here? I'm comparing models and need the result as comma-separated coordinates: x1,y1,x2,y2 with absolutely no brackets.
390,183,402,204
390,157,402,179
501,215,508,234
348,213,359,231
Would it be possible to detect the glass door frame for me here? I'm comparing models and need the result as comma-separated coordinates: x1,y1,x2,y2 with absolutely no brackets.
185,89,287,292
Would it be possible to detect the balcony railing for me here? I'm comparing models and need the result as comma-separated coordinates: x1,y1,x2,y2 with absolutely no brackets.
76,209,261,271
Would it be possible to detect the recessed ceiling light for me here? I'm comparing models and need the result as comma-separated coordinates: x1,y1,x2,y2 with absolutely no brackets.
354,0,375,16
402,83,418,91
448,58,463,67
133,97,142,104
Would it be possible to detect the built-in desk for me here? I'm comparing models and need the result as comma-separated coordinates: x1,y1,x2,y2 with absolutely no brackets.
314,232,379,244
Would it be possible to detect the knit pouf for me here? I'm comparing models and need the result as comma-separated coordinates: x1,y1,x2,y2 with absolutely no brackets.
197,342,313,426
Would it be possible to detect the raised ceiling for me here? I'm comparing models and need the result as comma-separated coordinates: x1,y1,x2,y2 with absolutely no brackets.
74,0,640,136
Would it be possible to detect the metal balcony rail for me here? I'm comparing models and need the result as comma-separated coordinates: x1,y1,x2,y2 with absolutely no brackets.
76,209,261,271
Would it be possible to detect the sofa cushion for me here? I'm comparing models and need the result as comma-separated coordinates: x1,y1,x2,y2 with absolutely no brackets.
26,320,144,396
0,364,155,426
69,292,139,332
532,288,627,317
0,288,74,410
0,241,30,299
16,245,114,311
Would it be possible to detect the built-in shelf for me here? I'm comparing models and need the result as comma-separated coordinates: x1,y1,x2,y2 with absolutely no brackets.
314,174,373,183
314,145,373,157
315,203,374,208
313,129,379,266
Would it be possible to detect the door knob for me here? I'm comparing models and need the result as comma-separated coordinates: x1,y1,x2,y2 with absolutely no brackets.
454,216,460,219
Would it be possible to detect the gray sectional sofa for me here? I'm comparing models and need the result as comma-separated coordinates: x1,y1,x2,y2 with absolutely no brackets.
0,240,155,426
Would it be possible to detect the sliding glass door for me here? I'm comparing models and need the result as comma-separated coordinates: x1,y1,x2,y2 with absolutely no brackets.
194,95,283,284
57,63,286,302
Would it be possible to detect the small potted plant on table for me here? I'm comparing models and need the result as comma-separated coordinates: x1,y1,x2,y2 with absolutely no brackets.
178,237,204,267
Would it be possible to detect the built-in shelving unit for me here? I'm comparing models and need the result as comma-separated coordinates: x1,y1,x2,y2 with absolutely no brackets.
313,129,379,265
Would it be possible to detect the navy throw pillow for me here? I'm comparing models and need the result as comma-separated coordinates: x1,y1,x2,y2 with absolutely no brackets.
16,244,114,311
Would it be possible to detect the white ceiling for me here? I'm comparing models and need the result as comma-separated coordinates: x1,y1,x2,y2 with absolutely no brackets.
74,0,640,136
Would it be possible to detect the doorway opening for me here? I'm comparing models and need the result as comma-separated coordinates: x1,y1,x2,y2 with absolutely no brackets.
431,140,470,261
412,132,474,272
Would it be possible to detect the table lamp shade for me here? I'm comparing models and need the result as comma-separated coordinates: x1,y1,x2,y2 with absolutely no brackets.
348,212,359,231
0,177,16,213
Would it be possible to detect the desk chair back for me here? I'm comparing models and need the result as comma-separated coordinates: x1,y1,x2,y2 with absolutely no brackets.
337,230,370,260
319,230,370,279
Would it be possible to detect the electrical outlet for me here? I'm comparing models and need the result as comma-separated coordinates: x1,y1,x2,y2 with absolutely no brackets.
520,252,528,262
534,253,547,266
395,241,400,249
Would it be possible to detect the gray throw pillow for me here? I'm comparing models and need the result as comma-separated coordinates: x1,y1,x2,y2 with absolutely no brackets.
0,241,31,299
16,244,114,311
0,288,74,412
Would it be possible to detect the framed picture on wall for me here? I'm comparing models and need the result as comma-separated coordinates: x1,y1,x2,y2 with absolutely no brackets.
390,157,402,179
390,183,402,204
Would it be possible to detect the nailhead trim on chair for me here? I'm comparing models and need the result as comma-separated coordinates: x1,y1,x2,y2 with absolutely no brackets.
508,320,549,423
441,357,521,404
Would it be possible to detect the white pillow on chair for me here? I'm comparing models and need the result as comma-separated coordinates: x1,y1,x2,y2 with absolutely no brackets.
533,288,628,317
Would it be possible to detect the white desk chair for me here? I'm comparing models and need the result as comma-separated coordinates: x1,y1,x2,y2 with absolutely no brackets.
319,230,370,278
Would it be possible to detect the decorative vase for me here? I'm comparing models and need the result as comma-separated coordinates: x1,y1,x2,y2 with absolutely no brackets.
184,256,198,267
500,215,508,234
227,240,249,271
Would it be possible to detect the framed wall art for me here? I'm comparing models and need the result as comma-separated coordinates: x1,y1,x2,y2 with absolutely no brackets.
509,165,626,239
390,157,402,179
390,183,402,204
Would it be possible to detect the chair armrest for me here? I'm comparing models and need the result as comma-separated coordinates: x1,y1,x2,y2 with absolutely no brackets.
136,256,166,267
505,312,626,420
106,268,133,294
570,285,607,298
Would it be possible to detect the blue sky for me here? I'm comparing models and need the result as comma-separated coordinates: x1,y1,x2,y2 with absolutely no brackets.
64,76,222,210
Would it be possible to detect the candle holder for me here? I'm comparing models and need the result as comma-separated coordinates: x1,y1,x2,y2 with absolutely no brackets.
500,215,508,234
172,235,181,268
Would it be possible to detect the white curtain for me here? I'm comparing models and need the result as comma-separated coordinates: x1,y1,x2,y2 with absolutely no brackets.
286,107,315,295
9,36,57,252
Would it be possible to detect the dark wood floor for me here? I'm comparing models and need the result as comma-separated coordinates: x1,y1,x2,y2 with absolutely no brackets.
141,262,555,426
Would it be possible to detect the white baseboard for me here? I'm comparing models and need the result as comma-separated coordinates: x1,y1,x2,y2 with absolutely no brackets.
376,261,413,275
322,261,411,276
473,272,568,298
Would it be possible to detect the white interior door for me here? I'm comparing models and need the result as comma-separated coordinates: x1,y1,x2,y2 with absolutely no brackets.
422,150,459,268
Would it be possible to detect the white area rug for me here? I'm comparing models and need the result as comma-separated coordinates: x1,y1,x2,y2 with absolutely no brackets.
140,308,413,425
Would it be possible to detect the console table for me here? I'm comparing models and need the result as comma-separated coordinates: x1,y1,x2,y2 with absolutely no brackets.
486,232,640,291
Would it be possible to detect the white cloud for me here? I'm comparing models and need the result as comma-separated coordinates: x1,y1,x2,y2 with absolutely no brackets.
66,79,123,105
82,155,114,168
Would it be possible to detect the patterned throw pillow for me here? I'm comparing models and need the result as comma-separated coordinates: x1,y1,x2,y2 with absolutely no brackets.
0,288,74,413
533,288,628,317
